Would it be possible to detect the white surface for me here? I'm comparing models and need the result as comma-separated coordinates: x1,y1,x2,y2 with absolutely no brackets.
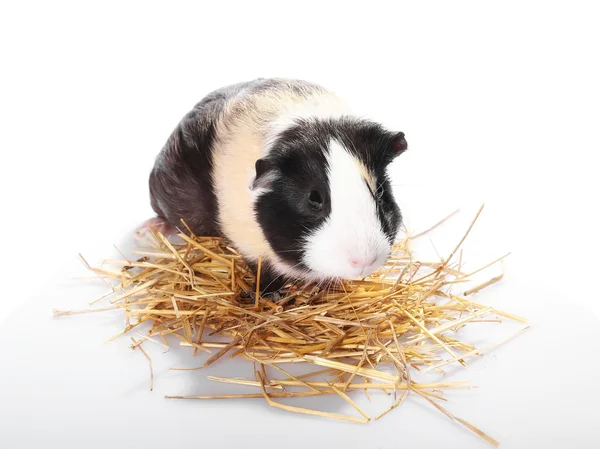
1,1,599,448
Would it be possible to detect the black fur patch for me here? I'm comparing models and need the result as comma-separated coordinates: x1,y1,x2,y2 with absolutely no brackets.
255,117,406,270
149,81,258,236
149,107,220,236
254,124,333,270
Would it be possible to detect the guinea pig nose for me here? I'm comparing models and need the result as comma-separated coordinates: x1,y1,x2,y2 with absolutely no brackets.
349,256,377,269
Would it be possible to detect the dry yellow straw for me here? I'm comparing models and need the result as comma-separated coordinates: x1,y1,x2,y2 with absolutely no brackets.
54,206,527,447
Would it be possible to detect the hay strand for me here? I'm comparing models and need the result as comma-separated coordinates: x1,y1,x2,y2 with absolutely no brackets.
131,337,154,391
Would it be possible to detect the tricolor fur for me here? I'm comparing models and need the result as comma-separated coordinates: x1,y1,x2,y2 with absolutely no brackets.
149,78,407,294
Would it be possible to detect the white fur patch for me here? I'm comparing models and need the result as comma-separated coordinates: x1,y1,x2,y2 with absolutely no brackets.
302,140,391,279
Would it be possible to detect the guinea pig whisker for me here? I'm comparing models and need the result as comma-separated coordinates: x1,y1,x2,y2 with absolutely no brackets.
318,278,329,291
334,277,343,291
324,278,336,296
330,277,343,295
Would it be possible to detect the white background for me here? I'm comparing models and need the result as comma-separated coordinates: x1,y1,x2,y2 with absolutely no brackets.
1,1,599,448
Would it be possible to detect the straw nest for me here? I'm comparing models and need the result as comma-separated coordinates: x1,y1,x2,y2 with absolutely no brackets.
55,206,527,447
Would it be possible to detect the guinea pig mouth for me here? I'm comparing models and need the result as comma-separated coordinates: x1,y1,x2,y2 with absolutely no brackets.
348,263,382,279
304,254,389,282
298,232,393,281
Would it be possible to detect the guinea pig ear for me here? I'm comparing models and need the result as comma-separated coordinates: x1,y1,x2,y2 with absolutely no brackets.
250,157,277,191
387,132,408,160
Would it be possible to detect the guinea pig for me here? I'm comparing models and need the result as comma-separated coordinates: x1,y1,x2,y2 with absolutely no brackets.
145,78,408,295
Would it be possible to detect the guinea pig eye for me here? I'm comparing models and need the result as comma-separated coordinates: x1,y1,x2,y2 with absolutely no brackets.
308,190,323,211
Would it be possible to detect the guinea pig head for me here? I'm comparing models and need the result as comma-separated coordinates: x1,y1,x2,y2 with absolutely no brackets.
251,118,407,281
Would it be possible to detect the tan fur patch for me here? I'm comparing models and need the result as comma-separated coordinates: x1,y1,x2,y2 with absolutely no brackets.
212,125,274,263
356,159,377,193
